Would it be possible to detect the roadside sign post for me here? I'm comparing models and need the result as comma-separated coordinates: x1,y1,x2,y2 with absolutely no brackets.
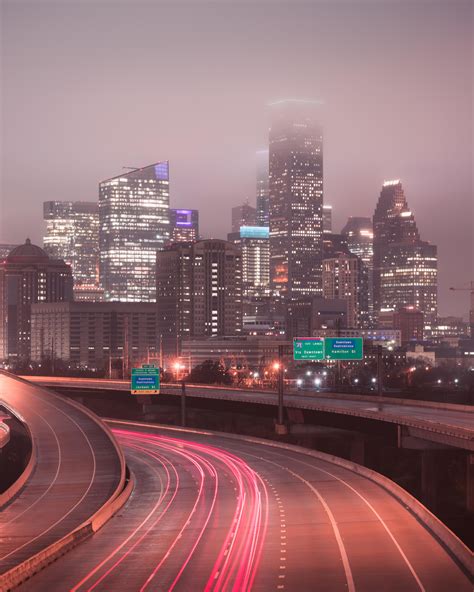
131,365,160,395
181,380,186,427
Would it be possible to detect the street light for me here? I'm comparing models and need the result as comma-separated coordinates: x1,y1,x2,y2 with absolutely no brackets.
371,377,377,384
437,379,442,384
273,362,281,371
296,378,303,387
354,378,359,384
314,377,321,387
454,378,459,384
306,370,312,376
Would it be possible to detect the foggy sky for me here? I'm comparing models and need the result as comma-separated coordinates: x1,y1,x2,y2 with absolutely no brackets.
1,0,472,317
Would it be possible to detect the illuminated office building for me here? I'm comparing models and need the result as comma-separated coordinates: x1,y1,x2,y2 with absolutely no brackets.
322,254,369,328
169,209,199,244
156,239,242,358
99,162,170,302
0,240,73,360
227,226,270,298
269,99,323,300
256,149,270,226
373,180,437,324
341,217,374,321
323,204,332,234
43,201,99,290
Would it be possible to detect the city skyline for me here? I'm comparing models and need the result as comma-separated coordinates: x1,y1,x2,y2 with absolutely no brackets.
1,1,472,317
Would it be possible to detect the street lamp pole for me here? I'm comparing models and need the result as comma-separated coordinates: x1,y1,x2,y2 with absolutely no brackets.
377,345,383,410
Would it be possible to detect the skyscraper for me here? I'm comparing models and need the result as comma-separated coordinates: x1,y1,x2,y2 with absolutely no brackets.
99,162,170,302
322,204,333,234
231,202,256,233
373,180,437,324
169,209,199,244
156,239,242,359
268,99,323,301
256,149,270,226
322,254,369,328
341,217,374,322
0,240,73,360
227,226,270,298
43,201,99,289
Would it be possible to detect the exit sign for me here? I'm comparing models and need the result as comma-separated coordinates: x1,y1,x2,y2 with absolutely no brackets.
293,338,325,361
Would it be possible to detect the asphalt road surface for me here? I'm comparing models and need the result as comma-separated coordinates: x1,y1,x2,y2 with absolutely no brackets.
20,421,472,592
0,373,123,575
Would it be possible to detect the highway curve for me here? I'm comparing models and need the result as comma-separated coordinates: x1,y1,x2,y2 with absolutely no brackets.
0,373,124,578
19,421,472,592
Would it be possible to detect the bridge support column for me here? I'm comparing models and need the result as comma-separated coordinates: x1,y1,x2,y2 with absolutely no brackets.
350,435,365,465
467,453,474,513
421,450,437,510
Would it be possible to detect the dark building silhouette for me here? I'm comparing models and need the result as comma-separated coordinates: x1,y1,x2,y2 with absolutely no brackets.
0,239,73,361
256,149,270,226
231,202,256,233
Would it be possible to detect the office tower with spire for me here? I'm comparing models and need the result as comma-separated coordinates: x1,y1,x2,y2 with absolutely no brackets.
373,180,437,326
268,100,323,301
99,162,170,302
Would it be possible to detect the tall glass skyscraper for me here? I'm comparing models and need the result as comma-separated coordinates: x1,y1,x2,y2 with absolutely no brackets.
99,162,170,302
268,100,323,301
43,201,99,289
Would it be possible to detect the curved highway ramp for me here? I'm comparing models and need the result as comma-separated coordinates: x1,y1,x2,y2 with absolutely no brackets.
18,421,473,592
0,372,128,590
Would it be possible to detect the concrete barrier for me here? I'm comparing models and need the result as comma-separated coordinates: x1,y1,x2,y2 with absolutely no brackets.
0,472,134,592
0,402,36,510
106,419,474,579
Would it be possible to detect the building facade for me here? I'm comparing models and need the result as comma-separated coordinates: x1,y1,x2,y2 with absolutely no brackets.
156,239,242,360
43,201,99,290
0,240,73,361
99,162,170,302
322,254,370,328
269,100,323,301
322,204,332,234
341,216,374,322
30,302,158,369
169,209,199,244
231,202,256,233
373,180,437,325
256,149,270,226
227,226,270,298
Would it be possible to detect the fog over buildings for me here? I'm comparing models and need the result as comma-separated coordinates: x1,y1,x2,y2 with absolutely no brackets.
0,0,472,316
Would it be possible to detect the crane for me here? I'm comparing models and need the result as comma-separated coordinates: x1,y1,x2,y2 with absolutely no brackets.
450,281,474,335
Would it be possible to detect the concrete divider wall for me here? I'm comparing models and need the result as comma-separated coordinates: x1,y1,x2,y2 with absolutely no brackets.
0,402,37,510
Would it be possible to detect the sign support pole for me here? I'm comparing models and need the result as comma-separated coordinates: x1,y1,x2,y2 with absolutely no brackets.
275,344,287,435
181,380,186,427
377,345,383,410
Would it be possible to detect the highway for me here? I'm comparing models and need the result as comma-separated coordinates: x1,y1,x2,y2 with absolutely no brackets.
0,373,125,578
25,376,474,450
19,421,472,591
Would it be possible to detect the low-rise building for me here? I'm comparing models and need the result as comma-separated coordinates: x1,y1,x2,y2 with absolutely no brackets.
31,301,158,368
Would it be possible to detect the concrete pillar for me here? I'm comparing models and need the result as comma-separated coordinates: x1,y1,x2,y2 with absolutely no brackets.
467,453,474,513
350,436,365,466
421,450,437,510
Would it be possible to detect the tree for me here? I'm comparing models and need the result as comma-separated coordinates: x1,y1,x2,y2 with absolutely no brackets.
187,360,232,385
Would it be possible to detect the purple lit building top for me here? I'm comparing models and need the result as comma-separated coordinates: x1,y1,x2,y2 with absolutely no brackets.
170,208,199,243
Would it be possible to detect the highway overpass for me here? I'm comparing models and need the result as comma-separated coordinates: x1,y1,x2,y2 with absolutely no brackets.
18,421,473,591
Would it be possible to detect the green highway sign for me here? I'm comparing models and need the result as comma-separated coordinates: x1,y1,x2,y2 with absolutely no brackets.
131,366,160,395
293,338,325,361
324,337,363,360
